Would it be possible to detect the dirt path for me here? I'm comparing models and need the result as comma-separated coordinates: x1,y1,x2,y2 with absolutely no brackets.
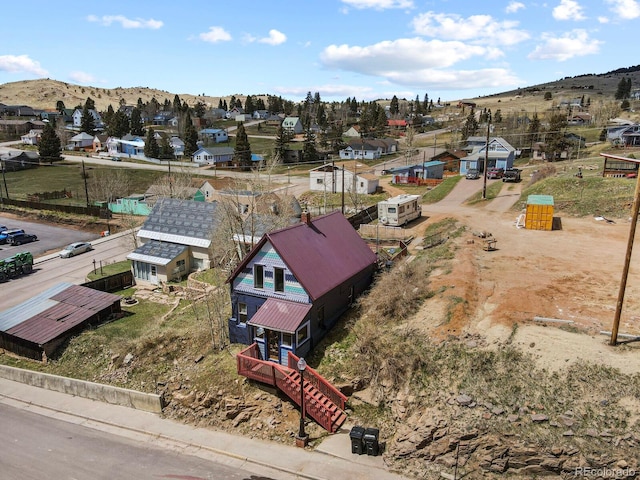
404,175,640,374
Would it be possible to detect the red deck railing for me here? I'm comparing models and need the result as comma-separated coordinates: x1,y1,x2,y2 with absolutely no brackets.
236,343,347,432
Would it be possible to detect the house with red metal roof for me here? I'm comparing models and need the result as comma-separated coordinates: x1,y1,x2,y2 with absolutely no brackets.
227,210,377,364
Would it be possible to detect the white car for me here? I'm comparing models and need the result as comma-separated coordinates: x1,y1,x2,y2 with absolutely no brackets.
59,242,93,258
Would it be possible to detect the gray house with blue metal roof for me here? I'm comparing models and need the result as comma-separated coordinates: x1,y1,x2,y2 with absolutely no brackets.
128,198,220,285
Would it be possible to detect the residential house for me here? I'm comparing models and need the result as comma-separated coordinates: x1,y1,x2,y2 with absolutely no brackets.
72,108,103,130
192,146,234,166
460,137,516,175
21,129,42,145
204,108,227,120
282,117,303,135
227,210,377,363
339,137,399,160
1,104,37,117
253,110,270,120
390,160,445,183
387,119,408,130
153,111,176,126
0,120,45,136
431,149,466,173
225,107,244,119
69,132,95,150
169,136,185,157
343,125,361,137
144,179,206,203
199,128,228,144
309,161,379,195
568,113,592,125
107,135,146,157
611,124,640,147
93,134,109,152
128,198,220,285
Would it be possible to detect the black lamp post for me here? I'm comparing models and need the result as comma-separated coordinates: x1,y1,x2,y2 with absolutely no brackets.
296,357,308,447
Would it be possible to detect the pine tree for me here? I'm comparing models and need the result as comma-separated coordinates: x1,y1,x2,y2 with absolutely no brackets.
234,123,252,170
461,109,478,139
84,97,95,110
56,100,66,113
302,125,318,163
80,104,96,134
183,119,199,158
159,134,175,159
130,108,144,136
390,95,399,115
546,113,569,161
273,124,290,162
144,128,160,159
527,113,542,145
107,110,130,138
615,77,630,100
39,122,62,162
193,101,206,118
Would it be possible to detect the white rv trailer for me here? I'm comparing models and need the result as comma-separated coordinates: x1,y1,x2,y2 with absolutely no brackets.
377,194,422,226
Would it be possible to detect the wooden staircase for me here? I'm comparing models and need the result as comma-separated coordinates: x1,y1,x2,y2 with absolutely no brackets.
237,344,348,433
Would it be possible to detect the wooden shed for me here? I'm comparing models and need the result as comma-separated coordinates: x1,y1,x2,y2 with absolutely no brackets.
525,195,554,231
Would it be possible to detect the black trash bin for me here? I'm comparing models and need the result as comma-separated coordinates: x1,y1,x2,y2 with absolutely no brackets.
349,426,365,455
364,427,380,456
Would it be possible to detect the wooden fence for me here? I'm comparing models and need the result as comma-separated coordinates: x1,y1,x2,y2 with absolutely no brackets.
82,271,134,293
0,197,102,217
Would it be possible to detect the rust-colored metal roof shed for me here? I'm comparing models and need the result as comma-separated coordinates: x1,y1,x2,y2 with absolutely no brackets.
0,283,121,361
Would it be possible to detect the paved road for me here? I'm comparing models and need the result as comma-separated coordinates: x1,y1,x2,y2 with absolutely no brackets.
0,403,276,480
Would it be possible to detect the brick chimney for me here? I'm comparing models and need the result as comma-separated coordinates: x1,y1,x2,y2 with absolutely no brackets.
301,210,311,225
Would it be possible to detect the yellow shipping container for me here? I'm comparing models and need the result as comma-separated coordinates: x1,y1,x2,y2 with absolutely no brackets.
525,195,554,231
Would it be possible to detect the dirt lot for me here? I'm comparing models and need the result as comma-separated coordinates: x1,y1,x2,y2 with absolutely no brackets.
400,176,640,375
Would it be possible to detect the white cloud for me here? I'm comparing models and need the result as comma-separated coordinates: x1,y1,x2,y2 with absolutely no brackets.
598,15,610,23
411,12,529,46
552,0,586,20
258,29,287,45
383,68,522,91
199,26,232,43
0,54,48,76
321,38,488,73
528,29,601,61
605,0,640,19
506,1,525,13
87,14,163,29
340,0,414,10
69,71,96,84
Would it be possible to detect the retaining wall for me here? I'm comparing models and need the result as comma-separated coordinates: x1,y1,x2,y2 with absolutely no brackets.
0,365,163,413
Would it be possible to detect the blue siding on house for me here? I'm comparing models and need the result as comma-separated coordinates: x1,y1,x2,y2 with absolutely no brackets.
232,243,310,303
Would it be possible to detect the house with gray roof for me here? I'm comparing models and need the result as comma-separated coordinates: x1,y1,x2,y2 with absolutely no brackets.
460,137,516,176
127,198,220,285
227,210,377,364
282,116,303,134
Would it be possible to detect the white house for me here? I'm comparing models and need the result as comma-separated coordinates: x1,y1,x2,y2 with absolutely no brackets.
192,146,234,166
72,108,103,129
199,128,228,143
309,161,379,195
69,132,95,150
20,129,42,145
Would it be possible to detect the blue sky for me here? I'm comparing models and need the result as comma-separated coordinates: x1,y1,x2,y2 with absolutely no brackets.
0,0,638,103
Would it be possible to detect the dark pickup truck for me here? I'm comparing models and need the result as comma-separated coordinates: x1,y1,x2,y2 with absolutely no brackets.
502,168,522,182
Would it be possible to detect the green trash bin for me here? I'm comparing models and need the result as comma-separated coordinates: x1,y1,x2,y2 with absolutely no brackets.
349,426,365,455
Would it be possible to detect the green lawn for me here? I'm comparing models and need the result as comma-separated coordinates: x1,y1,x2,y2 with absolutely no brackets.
3,164,163,203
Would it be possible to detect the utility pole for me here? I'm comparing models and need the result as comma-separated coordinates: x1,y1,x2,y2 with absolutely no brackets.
482,112,491,200
82,160,90,206
600,153,640,345
1,159,8,200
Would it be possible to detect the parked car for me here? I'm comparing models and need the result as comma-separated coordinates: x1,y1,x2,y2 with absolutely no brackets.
466,169,480,180
0,229,25,245
8,232,37,246
502,168,522,182
59,242,93,258
487,167,504,179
